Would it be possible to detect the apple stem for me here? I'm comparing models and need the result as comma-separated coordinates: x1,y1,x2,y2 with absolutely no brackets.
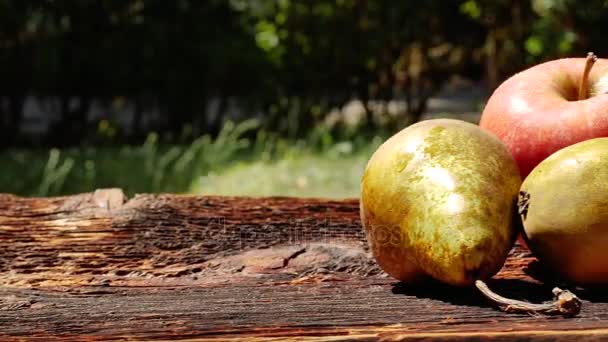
475,279,582,316
578,52,598,100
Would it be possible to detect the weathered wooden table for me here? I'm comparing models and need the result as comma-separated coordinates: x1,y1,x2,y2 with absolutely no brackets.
0,189,606,341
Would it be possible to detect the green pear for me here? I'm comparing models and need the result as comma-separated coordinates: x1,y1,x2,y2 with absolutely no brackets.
360,119,521,286
519,137,608,285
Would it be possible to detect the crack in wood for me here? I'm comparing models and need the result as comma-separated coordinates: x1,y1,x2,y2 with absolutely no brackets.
282,247,307,268
0,296,36,311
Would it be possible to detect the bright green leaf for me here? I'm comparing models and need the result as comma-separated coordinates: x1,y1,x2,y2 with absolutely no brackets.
525,36,544,56
459,0,481,19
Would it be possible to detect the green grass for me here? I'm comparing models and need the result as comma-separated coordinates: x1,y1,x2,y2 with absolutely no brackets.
192,141,380,198
0,120,385,198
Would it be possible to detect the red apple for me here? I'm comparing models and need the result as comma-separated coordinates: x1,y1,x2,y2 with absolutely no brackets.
479,53,608,178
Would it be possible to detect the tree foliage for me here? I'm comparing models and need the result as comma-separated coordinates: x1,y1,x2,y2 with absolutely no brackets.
0,0,606,146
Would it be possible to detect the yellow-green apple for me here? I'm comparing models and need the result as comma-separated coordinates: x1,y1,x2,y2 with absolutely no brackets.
479,53,608,178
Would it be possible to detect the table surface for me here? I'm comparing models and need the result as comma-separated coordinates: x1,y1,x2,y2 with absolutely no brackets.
0,189,606,341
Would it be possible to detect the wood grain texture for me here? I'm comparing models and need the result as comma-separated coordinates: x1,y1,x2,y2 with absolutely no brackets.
0,189,607,341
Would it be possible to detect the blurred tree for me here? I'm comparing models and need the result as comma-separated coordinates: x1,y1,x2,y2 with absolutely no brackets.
0,0,38,146
525,0,608,62
458,0,536,89
235,0,487,133
0,0,607,147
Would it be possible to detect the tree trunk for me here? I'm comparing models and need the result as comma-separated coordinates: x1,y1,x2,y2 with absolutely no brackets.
131,94,144,142
1,93,25,146
485,29,499,91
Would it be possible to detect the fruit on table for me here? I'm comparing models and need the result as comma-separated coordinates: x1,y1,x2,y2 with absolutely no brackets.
479,52,608,178
360,119,521,287
519,137,608,285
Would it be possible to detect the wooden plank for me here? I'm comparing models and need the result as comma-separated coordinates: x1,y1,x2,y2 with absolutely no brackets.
0,189,370,287
0,189,606,341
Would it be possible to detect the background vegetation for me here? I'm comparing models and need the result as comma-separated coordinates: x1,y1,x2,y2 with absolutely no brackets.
1,0,607,197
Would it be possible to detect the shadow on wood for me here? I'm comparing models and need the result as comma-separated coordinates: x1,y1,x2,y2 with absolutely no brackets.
392,277,563,313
